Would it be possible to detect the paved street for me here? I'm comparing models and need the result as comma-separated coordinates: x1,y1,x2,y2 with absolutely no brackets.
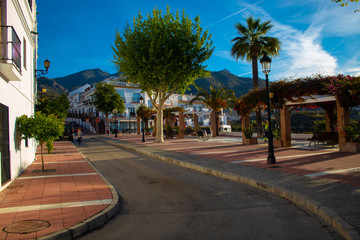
78,137,339,240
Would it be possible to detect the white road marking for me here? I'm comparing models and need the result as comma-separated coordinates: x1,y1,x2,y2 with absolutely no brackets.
32,161,87,164
17,173,97,180
0,199,112,214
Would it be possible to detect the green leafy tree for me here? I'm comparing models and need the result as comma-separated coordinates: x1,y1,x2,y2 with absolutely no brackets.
231,15,281,136
113,7,213,143
190,85,235,136
36,94,70,119
17,112,64,171
16,115,34,141
93,82,125,133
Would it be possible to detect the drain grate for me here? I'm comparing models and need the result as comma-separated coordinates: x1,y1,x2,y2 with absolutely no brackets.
2,220,50,234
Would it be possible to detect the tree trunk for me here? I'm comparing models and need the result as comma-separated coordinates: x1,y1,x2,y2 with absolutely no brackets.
41,143,45,171
210,110,216,137
252,54,262,137
155,104,164,143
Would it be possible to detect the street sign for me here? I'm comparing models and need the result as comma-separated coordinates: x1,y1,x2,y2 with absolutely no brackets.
95,118,100,123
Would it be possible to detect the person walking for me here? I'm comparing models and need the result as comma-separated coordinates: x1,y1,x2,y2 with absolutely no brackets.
77,128,82,145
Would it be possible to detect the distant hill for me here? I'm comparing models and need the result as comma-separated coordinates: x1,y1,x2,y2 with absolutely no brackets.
37,77,68,98
38,68,263,97
188,69,264,97
53,69,117,92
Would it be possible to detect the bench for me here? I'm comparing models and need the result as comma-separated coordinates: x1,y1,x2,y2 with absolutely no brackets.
308,132,339,147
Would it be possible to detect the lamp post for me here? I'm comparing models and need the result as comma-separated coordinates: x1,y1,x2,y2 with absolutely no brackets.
260,53,276,164
128,107,131,134
35,59,50,77
139,96,145,142
113,109,118,137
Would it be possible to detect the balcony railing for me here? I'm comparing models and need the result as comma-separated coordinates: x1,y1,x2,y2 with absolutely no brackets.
0,26,21,71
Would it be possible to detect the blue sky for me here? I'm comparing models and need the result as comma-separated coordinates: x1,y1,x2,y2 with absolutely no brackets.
36,0,360,81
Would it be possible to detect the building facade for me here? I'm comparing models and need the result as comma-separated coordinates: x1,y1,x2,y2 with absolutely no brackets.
67,76,228,133
0,0,38,190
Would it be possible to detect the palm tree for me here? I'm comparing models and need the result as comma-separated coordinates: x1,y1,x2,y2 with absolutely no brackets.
231,15,281,135
190,85,235,137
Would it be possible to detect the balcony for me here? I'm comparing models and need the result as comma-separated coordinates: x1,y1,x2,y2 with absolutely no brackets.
0,26,22,81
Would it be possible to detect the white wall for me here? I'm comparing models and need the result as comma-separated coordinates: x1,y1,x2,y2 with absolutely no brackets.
0,0,37,190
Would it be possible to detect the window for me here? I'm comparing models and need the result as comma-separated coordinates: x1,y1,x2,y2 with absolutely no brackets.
132,92,141,102
117,90,126,102
28,0,33,10
23,38,27,70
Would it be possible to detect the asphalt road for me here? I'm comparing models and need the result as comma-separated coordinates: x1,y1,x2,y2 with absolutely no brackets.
76,137,339,240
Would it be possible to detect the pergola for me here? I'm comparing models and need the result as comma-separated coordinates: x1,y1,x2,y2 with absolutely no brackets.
237,75,360,153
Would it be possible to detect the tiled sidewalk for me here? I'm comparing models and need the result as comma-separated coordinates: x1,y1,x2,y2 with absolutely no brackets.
0,141,117,240
114,134,360,187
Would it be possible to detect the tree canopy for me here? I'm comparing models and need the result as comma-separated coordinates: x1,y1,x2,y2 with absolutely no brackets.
93,82,125,121
113,6,214,142
16,112,64,171
35,94,70,120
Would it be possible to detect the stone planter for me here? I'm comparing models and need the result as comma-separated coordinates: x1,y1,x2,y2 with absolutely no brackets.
243,138,258,145
341,141,360,153
145,131,151,136
273,139,283,148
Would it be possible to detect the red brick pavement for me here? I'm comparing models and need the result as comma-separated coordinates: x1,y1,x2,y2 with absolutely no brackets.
0,141,112,240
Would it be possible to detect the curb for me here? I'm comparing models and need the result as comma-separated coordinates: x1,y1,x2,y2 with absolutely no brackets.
39,143,121,240
100,137,359,240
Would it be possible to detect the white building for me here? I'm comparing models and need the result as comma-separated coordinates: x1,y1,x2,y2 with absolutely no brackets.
0,0,38,190
67,76,228,133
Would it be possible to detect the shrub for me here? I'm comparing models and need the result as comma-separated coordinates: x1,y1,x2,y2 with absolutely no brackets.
46,141,54,154
345,120,360,142
243,121,256,138
313,120,326,132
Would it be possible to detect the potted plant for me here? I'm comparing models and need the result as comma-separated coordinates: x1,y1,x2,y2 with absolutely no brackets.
343,120,360,152
243,121,257,144
273,127,282,147
144,127,151,135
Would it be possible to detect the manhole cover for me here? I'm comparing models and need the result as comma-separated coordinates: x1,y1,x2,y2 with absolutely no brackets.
3,220,50,234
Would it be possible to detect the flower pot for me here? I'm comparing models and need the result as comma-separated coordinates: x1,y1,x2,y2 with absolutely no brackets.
341,141,360,153
243,138,258,145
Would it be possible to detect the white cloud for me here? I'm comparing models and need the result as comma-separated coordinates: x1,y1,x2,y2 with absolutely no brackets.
234,0,339,79
271,24,337,79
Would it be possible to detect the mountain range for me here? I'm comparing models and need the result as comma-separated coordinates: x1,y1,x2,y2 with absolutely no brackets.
37,68,263,97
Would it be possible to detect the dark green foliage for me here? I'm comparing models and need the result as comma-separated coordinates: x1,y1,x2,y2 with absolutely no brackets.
313,120,326,132
93,82,125,121
36,94,70,119
345,120,360,142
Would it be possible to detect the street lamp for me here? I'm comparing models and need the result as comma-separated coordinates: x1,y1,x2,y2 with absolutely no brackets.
260,53,276,164
35,59,50,77
139,96,145,142
113,109,118,137
128,107,131,134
